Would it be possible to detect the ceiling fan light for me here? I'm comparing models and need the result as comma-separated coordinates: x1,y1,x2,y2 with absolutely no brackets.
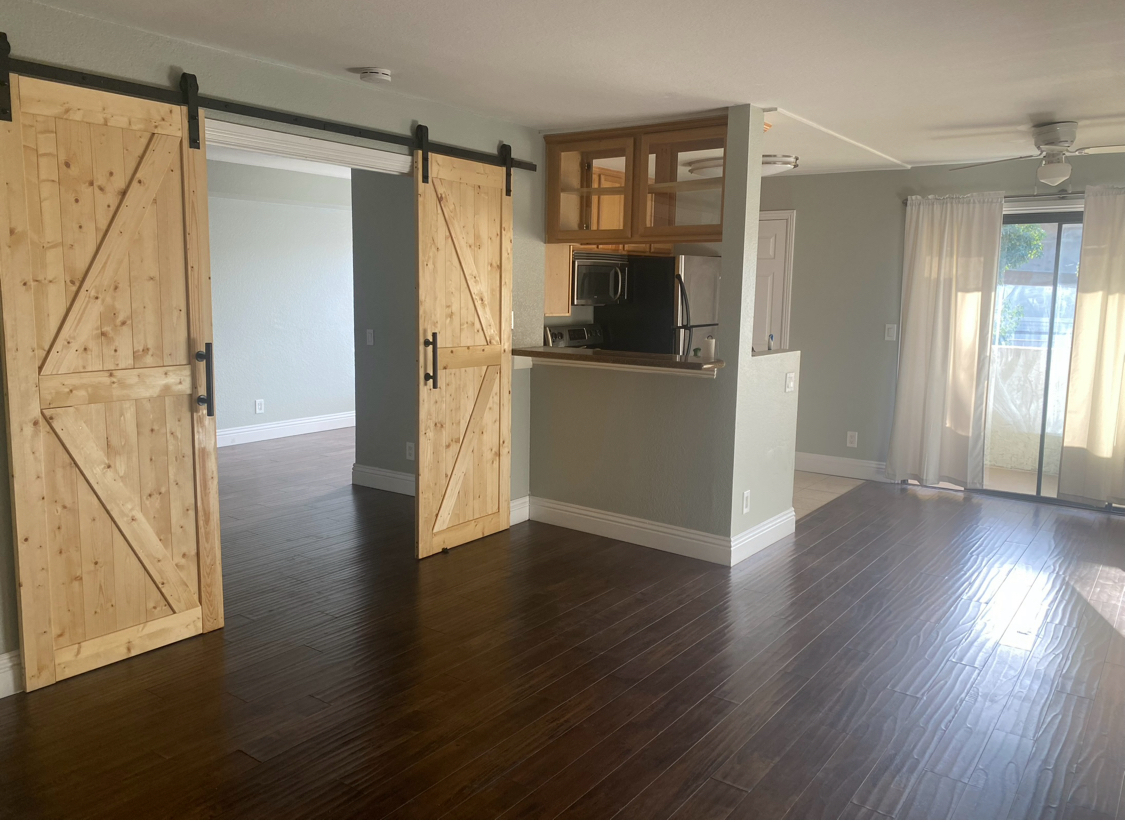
1036,155,1072,187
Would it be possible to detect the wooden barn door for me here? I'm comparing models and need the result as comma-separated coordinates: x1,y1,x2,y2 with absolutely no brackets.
0,76,223,691
415,153,512,558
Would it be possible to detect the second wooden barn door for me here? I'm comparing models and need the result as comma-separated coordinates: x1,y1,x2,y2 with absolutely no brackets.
415,153,512,558
0,76,223,690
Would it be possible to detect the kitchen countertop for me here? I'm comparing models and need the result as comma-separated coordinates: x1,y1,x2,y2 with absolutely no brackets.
513,346,725,376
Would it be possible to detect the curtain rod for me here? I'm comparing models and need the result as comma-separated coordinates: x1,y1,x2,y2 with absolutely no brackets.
902,191,1085,205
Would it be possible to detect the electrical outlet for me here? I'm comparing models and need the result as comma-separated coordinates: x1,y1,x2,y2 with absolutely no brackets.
254,399,265,414
742,490,751,514
366,329,374,346
885,324,897,341
405,442,415,461
785,372,796,393
847,431,858,448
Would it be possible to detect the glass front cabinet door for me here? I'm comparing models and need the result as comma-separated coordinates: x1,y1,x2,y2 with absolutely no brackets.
546,136,635,243
633,125,726,241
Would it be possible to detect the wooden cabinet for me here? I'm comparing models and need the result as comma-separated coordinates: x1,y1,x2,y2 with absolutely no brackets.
545,116,726,244
546,136,633,243
634,125,725,242
544,244,573,317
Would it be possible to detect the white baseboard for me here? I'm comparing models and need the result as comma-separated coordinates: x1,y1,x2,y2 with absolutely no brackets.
0,650,22,700
796,452,891,483
351,463,416,496
351,465,529,524
528,497,794,567
217,411,355,447
731,508,797,565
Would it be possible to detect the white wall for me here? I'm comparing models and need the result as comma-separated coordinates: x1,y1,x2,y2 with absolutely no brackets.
209,160,354,435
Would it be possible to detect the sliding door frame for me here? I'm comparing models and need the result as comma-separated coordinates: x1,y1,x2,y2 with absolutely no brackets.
991,210,1084,499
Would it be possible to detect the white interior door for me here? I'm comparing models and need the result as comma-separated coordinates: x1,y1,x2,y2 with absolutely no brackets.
755,215,793,350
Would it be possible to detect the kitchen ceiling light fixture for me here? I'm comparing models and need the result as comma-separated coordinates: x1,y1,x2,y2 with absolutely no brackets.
761,154,799,175
685,157,725,178
1036,153,1073,187
685,154,800,178
354,67,393,83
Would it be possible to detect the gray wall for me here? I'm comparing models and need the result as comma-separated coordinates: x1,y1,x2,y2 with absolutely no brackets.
209,161,354,431
530,107,790,540
760,153,1125,466
351,170,531,499
0,0,545,658
352,170,417,476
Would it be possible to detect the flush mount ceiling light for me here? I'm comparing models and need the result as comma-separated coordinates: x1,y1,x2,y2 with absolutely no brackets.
1036,153,1072,187
352,67,392,83
685,157,725,178
761,154,799,176
685,153,800,178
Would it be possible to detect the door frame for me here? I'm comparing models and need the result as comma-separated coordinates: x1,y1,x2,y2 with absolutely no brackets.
759,209,796,350
205,119,412,176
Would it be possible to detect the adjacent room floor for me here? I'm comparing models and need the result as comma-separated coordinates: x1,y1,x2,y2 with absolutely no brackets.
794,470,866,519
0,429,1123,819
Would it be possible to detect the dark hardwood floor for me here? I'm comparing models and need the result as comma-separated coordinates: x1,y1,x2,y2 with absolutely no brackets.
1,427,1124,819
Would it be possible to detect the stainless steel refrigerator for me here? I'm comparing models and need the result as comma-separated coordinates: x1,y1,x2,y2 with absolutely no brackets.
593,255,721,356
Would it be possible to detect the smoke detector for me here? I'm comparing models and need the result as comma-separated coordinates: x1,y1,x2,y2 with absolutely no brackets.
354,67,392,84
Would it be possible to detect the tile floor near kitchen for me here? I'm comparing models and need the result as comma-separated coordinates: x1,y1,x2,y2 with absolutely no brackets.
793,470,866,519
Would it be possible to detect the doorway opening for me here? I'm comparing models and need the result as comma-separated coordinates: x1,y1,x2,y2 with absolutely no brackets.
983,210,1084,499
204,120,418,531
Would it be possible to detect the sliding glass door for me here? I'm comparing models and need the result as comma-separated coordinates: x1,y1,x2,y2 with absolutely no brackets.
984,212,1083,498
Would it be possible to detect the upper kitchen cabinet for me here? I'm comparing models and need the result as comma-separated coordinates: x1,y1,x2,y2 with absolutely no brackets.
634,125,725,241
545,116,727,244
546,135,635,243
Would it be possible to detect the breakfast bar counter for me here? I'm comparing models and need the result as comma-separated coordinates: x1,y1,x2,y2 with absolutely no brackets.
513,346,725,377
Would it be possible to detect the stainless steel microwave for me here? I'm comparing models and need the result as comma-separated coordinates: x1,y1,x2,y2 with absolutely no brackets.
573,254,629,306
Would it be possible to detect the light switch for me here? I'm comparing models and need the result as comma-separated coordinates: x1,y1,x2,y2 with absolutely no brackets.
255,399,265,414
785,372,796,393
366,329,374,346
885,324,897,341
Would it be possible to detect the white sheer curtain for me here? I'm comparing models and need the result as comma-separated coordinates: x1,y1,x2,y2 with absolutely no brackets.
1059,185,1125,507
886,192,1004,488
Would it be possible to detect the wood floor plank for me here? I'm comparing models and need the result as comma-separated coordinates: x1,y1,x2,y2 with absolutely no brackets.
0,427,1121,820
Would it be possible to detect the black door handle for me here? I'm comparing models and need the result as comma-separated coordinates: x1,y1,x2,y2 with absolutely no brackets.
195,343,214,417
424,332,438,389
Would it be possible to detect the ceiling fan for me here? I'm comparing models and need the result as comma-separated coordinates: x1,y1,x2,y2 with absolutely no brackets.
950,121,1125,186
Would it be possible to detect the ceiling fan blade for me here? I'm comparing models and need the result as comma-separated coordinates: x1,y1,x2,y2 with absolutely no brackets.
1072,145,1125,155
948,154,1041,171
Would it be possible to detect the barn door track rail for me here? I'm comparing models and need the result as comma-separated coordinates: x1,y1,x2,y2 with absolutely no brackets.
0,32,535,177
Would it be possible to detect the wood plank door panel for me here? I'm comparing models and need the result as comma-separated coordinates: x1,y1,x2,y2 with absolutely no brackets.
416,153,511,558
0,76,222,691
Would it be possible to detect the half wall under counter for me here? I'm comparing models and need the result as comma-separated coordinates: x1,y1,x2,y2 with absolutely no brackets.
513,346,725,378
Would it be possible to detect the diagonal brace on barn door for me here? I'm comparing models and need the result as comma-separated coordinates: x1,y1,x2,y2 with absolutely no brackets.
432,178,500,346
44,407,200,614
432,365,499,533
40,132,179,375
